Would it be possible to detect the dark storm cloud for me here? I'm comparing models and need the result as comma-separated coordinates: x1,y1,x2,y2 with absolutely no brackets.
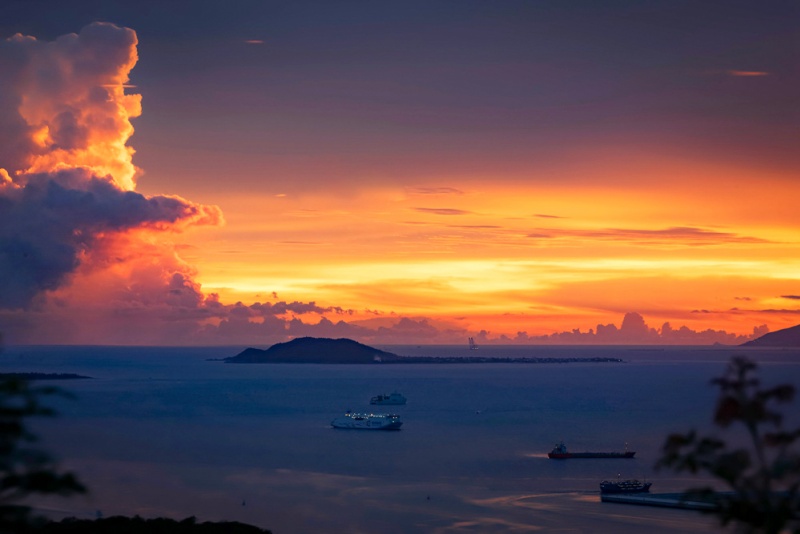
0,168,220,308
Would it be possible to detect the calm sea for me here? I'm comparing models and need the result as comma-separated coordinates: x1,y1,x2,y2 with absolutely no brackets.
2,344,799,533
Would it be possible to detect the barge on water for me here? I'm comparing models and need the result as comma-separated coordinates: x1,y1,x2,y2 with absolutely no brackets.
547,441,635,459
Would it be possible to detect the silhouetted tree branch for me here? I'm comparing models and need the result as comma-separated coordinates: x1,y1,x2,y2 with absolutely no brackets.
657,356,800,533
0,375,86,532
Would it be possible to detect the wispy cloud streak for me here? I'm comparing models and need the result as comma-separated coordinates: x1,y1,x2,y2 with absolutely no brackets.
526,226,768,245
414,207,472,216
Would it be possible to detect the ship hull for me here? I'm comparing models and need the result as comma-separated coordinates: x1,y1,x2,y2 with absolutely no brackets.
331,421,402,430
548,451,635,459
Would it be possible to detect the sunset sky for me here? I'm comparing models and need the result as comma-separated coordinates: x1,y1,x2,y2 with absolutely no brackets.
1,0,798,346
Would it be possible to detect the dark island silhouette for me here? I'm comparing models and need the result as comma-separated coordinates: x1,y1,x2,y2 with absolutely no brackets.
225,337,401,363
224,337,624,364
741,323,800,348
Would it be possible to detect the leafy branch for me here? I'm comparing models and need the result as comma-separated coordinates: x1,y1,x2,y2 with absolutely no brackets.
658,356,800,533
0,377,86,531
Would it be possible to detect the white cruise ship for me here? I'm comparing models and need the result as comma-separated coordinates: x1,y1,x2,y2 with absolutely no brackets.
331,411,403,430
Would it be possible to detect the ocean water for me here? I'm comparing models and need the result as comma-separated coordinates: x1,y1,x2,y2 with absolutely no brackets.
1,344,799,533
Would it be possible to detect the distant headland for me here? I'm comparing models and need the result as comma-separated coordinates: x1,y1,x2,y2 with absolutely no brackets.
223,337,625,364
741,323,800,348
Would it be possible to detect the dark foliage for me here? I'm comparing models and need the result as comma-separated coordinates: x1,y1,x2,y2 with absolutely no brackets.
657,356,800,533
0,376,86,533
36,515,271,533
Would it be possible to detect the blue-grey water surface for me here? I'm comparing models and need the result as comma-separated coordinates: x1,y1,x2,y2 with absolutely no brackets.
2,344,798,533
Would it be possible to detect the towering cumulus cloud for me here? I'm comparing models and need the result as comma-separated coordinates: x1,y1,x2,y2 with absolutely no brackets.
0,23,221,336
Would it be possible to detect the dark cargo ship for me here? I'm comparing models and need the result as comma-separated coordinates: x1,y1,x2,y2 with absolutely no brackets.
547,441,635,459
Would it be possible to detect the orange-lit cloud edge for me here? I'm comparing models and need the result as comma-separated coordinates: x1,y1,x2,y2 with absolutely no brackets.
1,23,798,346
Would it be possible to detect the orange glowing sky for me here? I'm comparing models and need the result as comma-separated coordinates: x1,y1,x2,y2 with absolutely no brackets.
1,1,799,345
171,154,800,337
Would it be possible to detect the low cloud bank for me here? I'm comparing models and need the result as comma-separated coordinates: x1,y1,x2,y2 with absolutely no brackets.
498,312,768,346
173,309,769,347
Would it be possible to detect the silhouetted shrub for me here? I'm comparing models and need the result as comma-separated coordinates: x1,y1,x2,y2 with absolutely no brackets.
658,356,800,533
0,377,85,532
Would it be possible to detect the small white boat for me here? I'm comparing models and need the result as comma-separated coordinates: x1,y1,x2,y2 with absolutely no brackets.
370,392,407,405
331,411,403,430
